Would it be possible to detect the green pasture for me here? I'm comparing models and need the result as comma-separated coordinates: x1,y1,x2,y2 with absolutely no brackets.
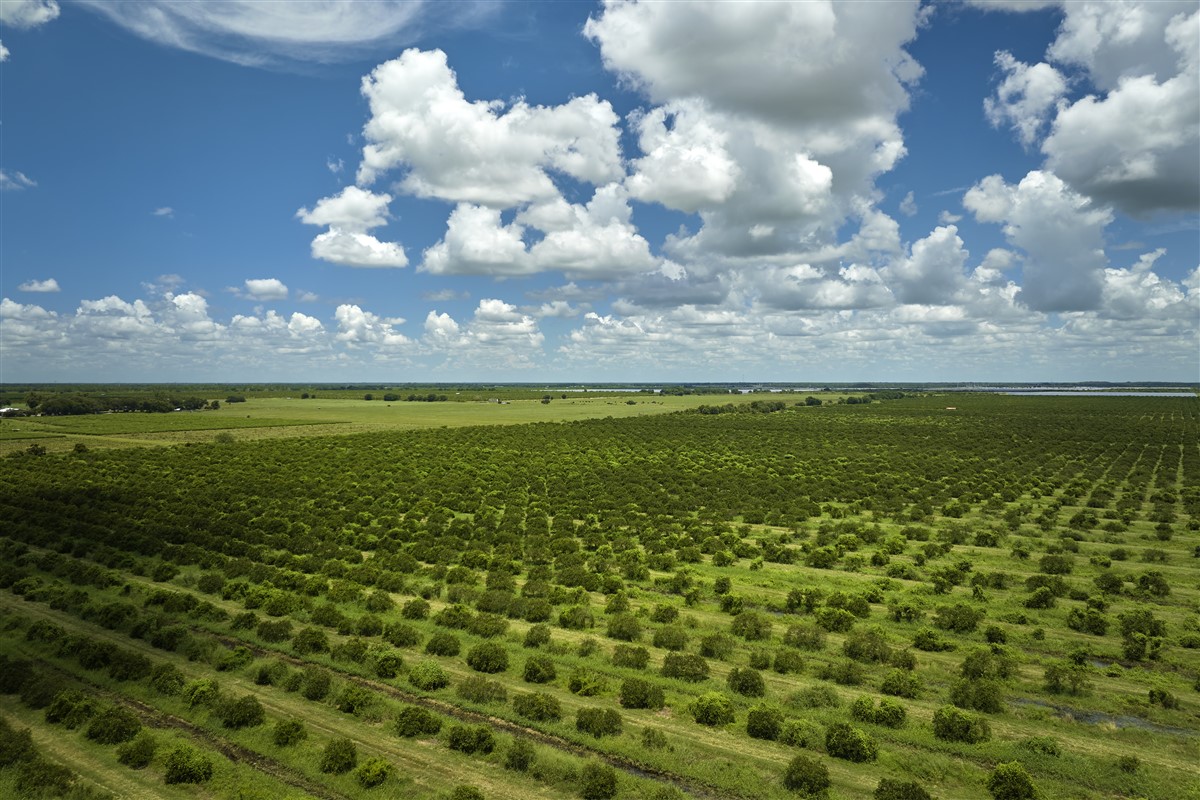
0,393,764,453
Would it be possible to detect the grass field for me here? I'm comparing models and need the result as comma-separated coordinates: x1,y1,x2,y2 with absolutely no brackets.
0,394,766,454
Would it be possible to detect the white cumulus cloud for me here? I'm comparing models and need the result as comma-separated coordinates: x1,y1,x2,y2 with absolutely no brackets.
17,278,60,293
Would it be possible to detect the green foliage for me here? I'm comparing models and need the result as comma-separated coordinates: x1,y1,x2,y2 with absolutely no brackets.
425,632,461,656
824,722,877,762
727,667,766,697
505,738,536,772
272,719,308,747
689,692,735,726
606,613,642,641
576,707,622,738
163,745,214,784
523,654,557,684
579,761,619,800
85,705,142,744
568,667,607,696
782,754,830,794
932,705,991,743
875,778,933,800
320,737,358,774
466,641,509,673
850,696,907,728
661,652,710,682
408,660,450,691
445,724,495,754
355,757,392,788
987,762,1039,800
456,676,508,705
513,691,562,722
301,668,332,700
619,677,665,710
394,706,443,737
612,644,650,669
218,694,266,729
746,706,783,741
45,689,100,729
116,731,157,769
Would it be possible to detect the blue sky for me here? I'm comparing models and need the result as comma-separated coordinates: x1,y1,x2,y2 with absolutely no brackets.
2,0,1197,383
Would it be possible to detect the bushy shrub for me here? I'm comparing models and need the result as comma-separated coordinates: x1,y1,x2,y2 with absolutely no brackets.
163,745,213,784
273,719,308,746
653,626,690,651
466,641,509,674
790,685,841,709
727,667,766,697
782,754,830,794
425,632,462,656
456,676,508,705
292,627,329,655
699,632,736,659
773,649,805,675
850,696,906,728
505,738,536,772
689,692,735,726
335,685,376,716
524,624,551,649
817,659,865,686
320,737,358,774
301,668,332,701
408,661,451,691
523,655,557,684
445,724,495,754
45,690,99,729
825,722,877,762
619,677,665,710
257,619,293,643
879,669,921,698
568,668,608,697
450,786,485,800
580,761,619,800
662,652,710,682
394,706,443,737
783,622,826,651
468,612,509,639
383,622,422,648
355,757,392,788
374,651,405,679
558,605,595,630
612,645,650,669
116,731,157,769
986,761,1038,800
779,719,823,749
218,694,266,729
607,614,642,641
932,705,990,743
950,679,1005,713
86,705,142,744
576,707,623,738
401,598,430,619
1017,736,1060,757
148,663,185,696
108,650,153,682
913,629,953,652
731,610,773,640
746,706,783,741
513,692,562,722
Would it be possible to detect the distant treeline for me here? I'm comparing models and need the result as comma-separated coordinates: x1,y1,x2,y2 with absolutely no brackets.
23,393,215,416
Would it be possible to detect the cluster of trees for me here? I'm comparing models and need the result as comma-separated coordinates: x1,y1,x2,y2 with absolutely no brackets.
23,392,217,416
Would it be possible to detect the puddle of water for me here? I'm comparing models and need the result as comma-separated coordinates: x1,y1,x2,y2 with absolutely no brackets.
1012,697,1195,737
